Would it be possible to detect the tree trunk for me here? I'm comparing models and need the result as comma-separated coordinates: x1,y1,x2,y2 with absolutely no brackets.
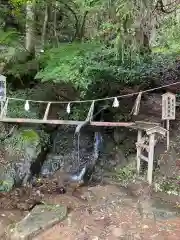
53,1,59,46
41,3,49,50
26,0,36,55
76,11,88,41
79,11,88,41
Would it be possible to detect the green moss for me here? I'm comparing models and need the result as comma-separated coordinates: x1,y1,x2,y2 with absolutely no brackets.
0,179,14,192
20,129,40,145
3,128,42,159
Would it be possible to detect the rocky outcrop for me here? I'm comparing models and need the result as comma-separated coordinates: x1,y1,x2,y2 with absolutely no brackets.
0,128,49,192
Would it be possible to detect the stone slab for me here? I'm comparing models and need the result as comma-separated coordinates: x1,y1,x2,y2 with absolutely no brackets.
7,204,67,239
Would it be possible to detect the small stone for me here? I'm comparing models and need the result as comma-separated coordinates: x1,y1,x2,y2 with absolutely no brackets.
92,237,99,240
112,227,124,237
142,225,149,229
134,233,141,239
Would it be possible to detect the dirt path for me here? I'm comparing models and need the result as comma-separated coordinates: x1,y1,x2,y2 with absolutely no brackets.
0,184,180,239
36,185,180,240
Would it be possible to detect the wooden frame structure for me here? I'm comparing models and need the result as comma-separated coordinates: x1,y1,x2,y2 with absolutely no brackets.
0,96,169,185
136,125,167,184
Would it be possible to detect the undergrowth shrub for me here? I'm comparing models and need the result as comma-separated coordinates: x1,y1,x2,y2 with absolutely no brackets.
35,42,179,98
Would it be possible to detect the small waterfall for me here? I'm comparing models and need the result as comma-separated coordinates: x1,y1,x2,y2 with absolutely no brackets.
71,130,103,181
40,124,103,181
72,132,81,172
93,132,103,163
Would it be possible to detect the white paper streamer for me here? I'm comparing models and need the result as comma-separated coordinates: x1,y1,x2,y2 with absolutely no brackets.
66,103,71,114
24,100,30,111
112,97,119,107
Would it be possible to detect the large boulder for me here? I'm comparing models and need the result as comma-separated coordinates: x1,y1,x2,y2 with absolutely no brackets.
0,127,49,192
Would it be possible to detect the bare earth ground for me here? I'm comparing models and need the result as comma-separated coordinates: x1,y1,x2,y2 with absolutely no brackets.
0,183,179,240
34,185,180,240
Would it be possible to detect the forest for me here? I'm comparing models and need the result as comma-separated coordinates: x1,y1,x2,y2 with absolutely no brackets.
0,2,180,238
0,0,180,103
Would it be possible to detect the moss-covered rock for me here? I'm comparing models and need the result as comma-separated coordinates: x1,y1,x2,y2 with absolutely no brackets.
0,128,49,192
7,204,67,239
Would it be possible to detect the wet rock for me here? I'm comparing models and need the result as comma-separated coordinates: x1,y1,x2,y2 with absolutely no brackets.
7,204,67,239
0,128,49,192
40,153,64,177
113,128,127,144
41,129,103,179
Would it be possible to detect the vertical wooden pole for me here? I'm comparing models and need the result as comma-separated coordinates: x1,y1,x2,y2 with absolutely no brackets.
43,102,51,120
0,98,8,118
137,130,142,174
166,119,170,151
147,133,155,184
0,101,3,115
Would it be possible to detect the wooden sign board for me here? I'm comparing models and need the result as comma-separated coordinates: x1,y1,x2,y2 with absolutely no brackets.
162,92,176,120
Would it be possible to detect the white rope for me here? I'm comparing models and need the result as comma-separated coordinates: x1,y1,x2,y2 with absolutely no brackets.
8,81,180,104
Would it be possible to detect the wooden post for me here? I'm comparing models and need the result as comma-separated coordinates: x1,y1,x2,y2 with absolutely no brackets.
147,133,155,184
136,129,142,174
0,101,3,115
86,100,95,121
0,98,9,118
43,102,51,120
166,119,170,151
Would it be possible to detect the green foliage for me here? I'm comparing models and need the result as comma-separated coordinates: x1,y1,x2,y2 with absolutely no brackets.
155,177,180,196
0,29,20,45
67,102,92,120
113,163,136,185
153,10,180,52
35,41,179,97
0,0,180,99
7,96,39,119
36,42,102,90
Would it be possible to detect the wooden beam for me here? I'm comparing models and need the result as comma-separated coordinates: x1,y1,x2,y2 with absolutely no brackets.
0,118,136,127
91,122,135,127
0,118,83,125
146,126,167,136
139,154,148,162
136,143,149,152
